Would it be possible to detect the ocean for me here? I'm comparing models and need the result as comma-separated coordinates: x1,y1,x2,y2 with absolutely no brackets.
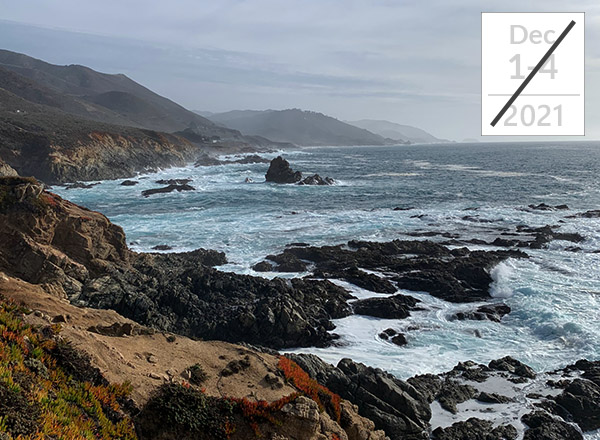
55,142,600,383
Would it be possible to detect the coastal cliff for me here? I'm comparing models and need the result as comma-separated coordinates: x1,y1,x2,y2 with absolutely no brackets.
0,176,387,439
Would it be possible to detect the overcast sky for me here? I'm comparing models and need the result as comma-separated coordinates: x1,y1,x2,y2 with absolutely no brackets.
1,0,599,140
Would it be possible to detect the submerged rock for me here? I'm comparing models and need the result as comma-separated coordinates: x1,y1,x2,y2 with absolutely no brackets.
154,178,192,185
120,180,139,186
141,183,195,197
528,203,569,211
452,303,511,322
566,209,600,218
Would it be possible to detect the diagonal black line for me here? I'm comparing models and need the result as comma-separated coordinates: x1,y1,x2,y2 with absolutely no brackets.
490,20,576,127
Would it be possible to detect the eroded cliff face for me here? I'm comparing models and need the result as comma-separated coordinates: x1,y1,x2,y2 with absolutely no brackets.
6,130,198,184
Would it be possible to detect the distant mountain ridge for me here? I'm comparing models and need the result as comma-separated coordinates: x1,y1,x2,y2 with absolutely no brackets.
346,119,446,144
0,49,240,139
207,109,397,146
0,50,291,183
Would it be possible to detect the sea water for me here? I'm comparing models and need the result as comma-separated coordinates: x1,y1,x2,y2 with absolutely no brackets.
55,142,600,384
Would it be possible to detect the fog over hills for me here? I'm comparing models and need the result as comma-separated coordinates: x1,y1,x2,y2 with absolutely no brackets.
207,109,398,146
347,119,446,144
0,49,239,139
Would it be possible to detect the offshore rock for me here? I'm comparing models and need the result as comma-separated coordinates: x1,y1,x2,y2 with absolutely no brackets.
265,156,302,183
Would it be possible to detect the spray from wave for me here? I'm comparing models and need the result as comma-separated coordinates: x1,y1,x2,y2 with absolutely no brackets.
489,260,515,298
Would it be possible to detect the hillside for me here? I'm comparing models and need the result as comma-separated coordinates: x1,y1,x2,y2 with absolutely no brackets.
208,109,392,146
347,119,446,144
0,49,241,139
0,86,200,183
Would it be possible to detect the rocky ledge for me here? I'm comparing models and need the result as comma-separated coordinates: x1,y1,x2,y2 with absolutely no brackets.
253,240,527,303
290,354,600,440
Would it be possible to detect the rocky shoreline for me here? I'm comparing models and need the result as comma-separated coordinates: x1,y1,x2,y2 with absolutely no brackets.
0,175,598,439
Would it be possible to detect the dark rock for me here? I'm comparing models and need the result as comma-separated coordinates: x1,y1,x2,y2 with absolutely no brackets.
476,391,513,404
378,332,389,340
393,207,414,211
52,314,69,323
437,381,478,414
492,237,521,247
286,242,310,247
151,245,173,251
120,180,139,186
353,294,421,319
432,418,517,440
289,354,431,440
141,184,195,197
489,357,536,379
390,334,408,346
526,203,569,211
155,179,192,185
338,266,397,293
64,181,100,190
298,174,334,185
382,328,397,337
528,203,555,211
461,215,495,223
265,156,302,184
263,252,308,272
515,224,585,249
521,411,583,440
566,209,600,219
452,304,511,323
554,379,600,431
258,240,527,303
252,261,274,272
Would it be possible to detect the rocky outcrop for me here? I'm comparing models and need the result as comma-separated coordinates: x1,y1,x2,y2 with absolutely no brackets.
289,354,431,440
0,158,18,177
0,177,353,349
265,156,303,183
265,156,334,185
255,240,527,303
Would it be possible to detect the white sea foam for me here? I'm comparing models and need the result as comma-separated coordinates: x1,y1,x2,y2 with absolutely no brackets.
489,261,516,298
